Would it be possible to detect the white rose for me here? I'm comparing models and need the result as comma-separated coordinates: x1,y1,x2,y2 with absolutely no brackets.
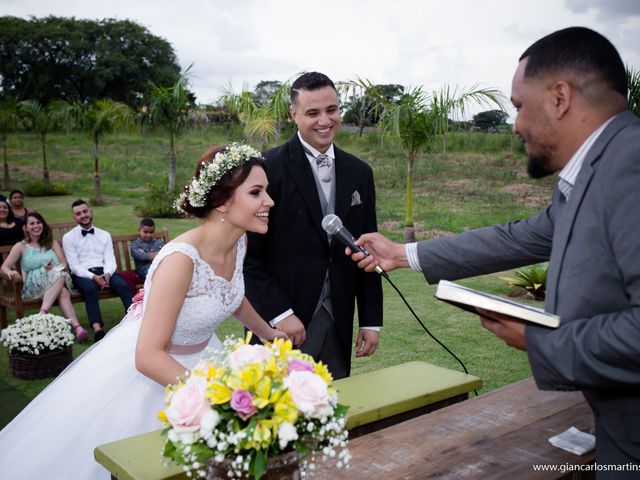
228,344,273,370
284,370,330,418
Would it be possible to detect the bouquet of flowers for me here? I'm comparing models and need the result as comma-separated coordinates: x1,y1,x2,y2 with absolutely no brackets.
159,335,350,479
0,313,74,355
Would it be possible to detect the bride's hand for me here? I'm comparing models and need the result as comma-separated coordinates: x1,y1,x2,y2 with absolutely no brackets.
260,328,289,343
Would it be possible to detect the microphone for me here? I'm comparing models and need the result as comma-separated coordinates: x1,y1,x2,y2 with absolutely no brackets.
321,214,387,277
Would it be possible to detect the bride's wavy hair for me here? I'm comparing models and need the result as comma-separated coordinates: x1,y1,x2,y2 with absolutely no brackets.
178,145,267,218
24,211,54,249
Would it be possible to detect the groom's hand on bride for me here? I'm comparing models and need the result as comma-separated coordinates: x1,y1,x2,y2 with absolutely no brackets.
275,314,306,347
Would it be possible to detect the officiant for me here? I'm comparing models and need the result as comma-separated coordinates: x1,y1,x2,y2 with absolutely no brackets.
347,27,640,477
244,72,383,379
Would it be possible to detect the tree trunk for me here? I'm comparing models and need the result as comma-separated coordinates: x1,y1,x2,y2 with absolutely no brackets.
41,133,50,189
1,131,10,189
168,130,176,192
93,139,103,203
404,152,415,243
442,131,448,156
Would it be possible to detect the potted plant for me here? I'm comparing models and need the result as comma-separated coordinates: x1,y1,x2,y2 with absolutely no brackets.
0,313,74,379
159,335,350,479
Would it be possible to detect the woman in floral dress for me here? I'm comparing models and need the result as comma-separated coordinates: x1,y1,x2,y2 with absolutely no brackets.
0,211,89,341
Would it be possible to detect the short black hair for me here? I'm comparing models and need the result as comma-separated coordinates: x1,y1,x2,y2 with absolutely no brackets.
290,72,336,104
9,189,23,199
71,199,89,209
520,26,627,97
139,217,155,228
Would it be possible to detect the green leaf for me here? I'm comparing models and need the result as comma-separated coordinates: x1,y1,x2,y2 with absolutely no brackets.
249,449,267,480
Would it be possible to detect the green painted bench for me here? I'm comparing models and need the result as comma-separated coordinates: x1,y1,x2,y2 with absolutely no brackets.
94,361,482,480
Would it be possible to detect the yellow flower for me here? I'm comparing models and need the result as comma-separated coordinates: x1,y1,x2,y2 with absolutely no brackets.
253,419,274,449
239,364,264,389
314,362,333,383
207,381,232,404
270,338,293,360
157,410,168,424
206,364,223,380
253,376,272,409
273,391,298,425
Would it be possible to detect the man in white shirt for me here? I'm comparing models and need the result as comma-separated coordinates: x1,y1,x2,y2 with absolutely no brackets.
63,199,133,342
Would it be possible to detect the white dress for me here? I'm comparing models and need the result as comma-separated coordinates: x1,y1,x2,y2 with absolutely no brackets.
0,239,246,479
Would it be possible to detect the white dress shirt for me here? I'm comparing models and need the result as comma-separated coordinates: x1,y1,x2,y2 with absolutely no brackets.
62,225,117,279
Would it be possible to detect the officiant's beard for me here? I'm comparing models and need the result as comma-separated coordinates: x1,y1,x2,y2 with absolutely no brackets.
527,153,555,179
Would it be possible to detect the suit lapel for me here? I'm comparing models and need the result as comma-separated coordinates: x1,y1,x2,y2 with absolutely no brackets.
546,113,631,312
285,135,327,241
334,146,355,221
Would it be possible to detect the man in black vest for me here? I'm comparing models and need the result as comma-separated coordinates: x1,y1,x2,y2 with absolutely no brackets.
244,72,383,379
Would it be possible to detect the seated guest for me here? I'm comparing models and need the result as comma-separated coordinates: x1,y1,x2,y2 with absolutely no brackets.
1,212,88,342
62,199,133,342
9,189,34,223
0,201,24,246
130,217,165,280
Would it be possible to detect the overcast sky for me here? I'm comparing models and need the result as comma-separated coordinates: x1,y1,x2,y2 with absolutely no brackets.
2,0,639,118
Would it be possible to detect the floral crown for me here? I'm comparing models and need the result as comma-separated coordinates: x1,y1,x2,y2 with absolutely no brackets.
175,142,263,214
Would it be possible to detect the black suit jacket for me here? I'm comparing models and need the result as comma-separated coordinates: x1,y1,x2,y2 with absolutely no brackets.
244,134,383,374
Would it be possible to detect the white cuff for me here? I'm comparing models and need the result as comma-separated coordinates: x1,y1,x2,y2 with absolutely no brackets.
270,309,294,327
405,243,423,272
359,326,381,332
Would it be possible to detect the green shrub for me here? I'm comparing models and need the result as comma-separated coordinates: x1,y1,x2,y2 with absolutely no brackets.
22,181,70,197
501,264,547,300
136,181,183,218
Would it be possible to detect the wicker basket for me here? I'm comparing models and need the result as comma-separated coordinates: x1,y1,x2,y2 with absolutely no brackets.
206,450,303,480
8,347,73,380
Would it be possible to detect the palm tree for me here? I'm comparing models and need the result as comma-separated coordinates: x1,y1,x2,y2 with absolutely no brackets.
219,79,292,149
18,100,59,189
352,79,506,242
146,68,194,191
59,99,135,203
0,97,19,189
627,65,640,117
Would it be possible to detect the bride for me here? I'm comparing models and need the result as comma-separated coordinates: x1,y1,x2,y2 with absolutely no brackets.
0,143,284,479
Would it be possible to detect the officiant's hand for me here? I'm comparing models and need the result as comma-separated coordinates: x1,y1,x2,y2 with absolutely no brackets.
276,314,306,347
346,232,409,273
477,308,527,350
355,329,379,357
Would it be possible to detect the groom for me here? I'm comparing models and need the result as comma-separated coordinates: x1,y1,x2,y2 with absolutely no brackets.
244,72,383,379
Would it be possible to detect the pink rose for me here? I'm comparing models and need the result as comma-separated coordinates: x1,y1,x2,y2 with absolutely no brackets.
230,389,257,419
287,359,314,375
284,370,330,418
228,344,273,370
166,377,210,433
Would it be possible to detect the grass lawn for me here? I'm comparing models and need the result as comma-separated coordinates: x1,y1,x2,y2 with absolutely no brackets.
1,126,555,419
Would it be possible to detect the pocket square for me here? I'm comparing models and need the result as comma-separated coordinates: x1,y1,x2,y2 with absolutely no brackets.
351,190,362,206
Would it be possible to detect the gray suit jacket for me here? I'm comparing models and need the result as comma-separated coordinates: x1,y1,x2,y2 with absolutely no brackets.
417,111,640,464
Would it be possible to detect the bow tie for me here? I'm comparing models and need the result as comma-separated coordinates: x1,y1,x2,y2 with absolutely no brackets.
81,228,95,237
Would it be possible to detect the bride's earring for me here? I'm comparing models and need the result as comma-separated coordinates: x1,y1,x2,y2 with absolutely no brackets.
220,213,225,223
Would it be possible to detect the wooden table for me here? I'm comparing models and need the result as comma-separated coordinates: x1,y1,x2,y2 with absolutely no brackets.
313,378,595,479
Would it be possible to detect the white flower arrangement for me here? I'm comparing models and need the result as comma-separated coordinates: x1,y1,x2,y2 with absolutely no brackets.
175,143,263,214
0,313,74,355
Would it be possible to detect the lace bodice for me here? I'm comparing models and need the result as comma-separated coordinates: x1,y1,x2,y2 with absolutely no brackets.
142,237,245,346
